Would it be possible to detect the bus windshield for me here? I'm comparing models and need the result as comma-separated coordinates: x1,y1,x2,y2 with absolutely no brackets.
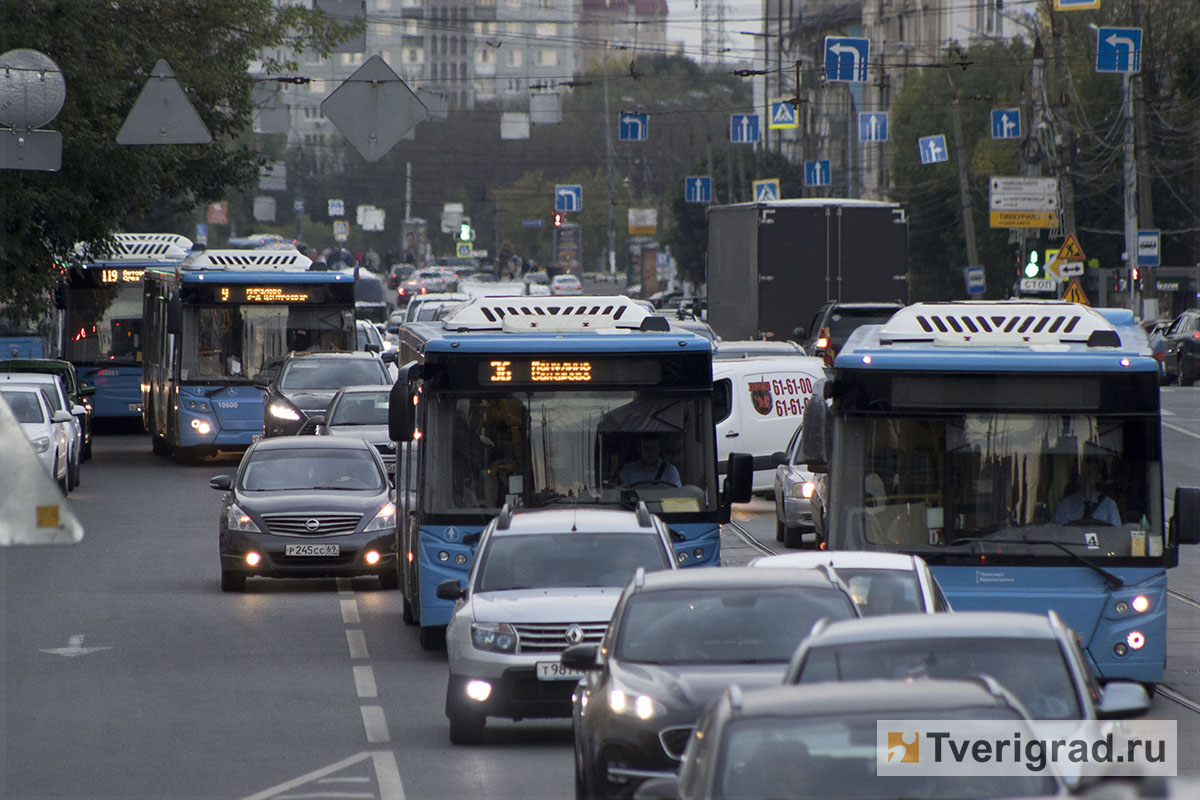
64,283,142,365
423,390,717,515
829,412,1164,560
180,305,353,382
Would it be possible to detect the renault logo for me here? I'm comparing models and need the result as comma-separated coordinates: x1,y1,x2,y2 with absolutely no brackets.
565,624,584,644
305,518,320,531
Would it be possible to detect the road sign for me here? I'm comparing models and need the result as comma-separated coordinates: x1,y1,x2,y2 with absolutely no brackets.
964,266,986,295
685,176,711,204
768,100,798,130
1096,27,1142,74
333,220,349,242
293,198,305,215
988,177,1059,228
0,49,65,171
753,179,780,202
918,135,948,165
990,108,1021,140
804,160,830,187
1020,278,1058,294
1054,0,1099,9
824,36,869,82
456,242,472,258
628,208,657,236
116,59,212,146
1059,261,1084,278
1137,229,1160,267
1062,278,1090,305
730,114,760,144
328,199,345,217
618,112,648,142
321,56,428,162
555,184,582,212
1058,233,1085,262
857,112,888,142
521,218,544,228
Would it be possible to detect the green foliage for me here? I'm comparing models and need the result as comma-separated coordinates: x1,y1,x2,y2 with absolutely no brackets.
0,0,358,321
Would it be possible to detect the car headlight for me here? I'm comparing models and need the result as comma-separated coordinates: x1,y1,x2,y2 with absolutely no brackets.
363,501,396,532
226,503,261,532
608,689,664,720
268,401,301,422
31,435,51,453
470,622,518,653
792,480,816,499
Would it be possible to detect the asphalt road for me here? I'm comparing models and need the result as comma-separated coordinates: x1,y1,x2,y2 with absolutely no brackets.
1,385,1197,798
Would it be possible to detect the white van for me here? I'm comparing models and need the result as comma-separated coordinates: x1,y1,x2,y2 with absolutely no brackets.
713,355,828,494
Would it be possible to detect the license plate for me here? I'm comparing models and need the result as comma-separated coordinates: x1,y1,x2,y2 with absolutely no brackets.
536,661,584,681
251,434,263,442
386,461,396,474
285,543,339,556
128,403,142,411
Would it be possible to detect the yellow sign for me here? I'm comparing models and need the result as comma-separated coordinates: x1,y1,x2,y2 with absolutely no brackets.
456,242,472,258
989,210,1060,229
1058,233,1085,262
1062,278,1090,306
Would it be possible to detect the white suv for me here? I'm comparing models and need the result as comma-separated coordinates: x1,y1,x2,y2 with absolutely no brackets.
437,505,677,744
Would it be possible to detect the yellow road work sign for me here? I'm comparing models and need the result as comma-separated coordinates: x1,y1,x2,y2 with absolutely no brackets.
1062,278,1090,306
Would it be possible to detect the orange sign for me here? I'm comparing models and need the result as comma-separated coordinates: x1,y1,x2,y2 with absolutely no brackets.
1058,233,1085,262
1062,278,1090,306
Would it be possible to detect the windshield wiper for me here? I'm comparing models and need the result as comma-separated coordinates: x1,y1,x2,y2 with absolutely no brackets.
937,535,1124,589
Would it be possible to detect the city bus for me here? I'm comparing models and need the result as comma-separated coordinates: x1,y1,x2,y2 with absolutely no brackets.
64,233,193,422
141,248,357,460
388,295,752,649
801,301,1200,685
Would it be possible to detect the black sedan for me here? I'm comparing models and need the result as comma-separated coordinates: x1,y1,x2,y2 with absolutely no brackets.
210,437,399,592
561,567,859,799
256,350,393,438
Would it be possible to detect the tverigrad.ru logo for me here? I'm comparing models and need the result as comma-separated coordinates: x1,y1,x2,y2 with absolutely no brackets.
886,732,920,763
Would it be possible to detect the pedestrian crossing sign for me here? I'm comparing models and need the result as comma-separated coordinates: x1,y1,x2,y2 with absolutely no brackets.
456,242,472,258
753,179,781,202
1062,278,1090,306
768,100,798,130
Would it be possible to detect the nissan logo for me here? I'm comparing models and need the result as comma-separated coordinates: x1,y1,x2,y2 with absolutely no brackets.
305,518,320,532
565,624,584,645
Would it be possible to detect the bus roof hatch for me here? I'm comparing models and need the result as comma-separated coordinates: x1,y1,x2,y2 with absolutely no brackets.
440,296,657,333
877,302,1120,348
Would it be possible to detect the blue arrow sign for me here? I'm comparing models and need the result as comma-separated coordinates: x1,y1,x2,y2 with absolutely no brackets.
729,113,760,144
804,160,830,187
685,176,711,204
990,108,1021,139
618,112,648,142
555,184,582,212
1096,27,1142,74
858,112,888,142
824,36,870,82
918,135,948,165
768,100,797,129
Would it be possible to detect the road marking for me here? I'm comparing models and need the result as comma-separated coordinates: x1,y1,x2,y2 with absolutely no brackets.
372,751,406,800
1168,589,1200,609
241,752,373,800
341,599,360,624
360,705,390,743
1162,421,1200,440
346,629,369,659
39,634,112,657
726,522,776,557
1158,684,1200,715
353,666,377,698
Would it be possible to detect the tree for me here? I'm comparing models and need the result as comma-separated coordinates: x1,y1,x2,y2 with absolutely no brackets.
0,0,357,320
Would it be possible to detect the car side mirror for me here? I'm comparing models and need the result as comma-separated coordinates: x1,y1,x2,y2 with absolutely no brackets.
364,342,381,354
560,643,600,671
722,452,754,505
1095,681,1151,719
436,579,465,601
251,376,270,390
381,351,397,364
52,410,74,424
633,776,681,800
1170,486,1200,546
799,393,831,473
80,385,96,397
793,326,806,340
771,450,788,466
209,475,233,491
71,404,86,416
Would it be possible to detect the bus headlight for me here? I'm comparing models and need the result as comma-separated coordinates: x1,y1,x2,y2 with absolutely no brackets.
1126,631,1146,650
190,418,212,435
363,502,396,532
227,504,261,532
268,402,301,422
1131,595,1150,614
471,622,517,653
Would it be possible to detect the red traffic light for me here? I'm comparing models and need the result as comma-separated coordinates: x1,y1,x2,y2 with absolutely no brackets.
553,213,563,227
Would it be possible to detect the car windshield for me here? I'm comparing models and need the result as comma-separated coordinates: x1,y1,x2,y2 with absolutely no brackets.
280,359,386,391
713,710,1058,799
833,569,924,615
2,390,44,423
329,391,390,426
795,636,1081,719
825,307,900,345
240,449,384,491
616,587,856,664
474,533,670,592
182,305,354,381
63,281,143,366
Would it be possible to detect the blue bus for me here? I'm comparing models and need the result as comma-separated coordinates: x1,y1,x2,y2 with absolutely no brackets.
803,301,1200,685
64,233,193,422
141,248,357,460
388,296,752,649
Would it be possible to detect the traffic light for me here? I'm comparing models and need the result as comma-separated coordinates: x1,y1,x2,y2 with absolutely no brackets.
553,213,563,227
1023,250,1041,279
459,220,473,241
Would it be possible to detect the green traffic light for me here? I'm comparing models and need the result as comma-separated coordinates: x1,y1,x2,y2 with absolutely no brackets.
1023,251,1040,279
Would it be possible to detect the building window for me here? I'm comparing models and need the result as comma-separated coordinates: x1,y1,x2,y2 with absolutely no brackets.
340,52,364,66
407,47,424,63
377,0,391,8
309,78,326,93
506,49,522,67
536,22,556,37
535,48,557,66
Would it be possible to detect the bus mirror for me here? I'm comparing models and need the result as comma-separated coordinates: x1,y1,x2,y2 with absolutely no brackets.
167,292,182,335
723,452,753,504
388,362,421,442
1170,486,1200,546
799,396,831,473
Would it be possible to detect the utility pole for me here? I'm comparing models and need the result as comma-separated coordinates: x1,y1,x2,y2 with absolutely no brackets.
1049,10,1077,237
1019,37,1047,283
1122,73,1139,315
602,67,616,275
947,73,980,270
1131,0,1156,312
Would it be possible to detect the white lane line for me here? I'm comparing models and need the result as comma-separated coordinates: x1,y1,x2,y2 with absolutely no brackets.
240,752,373,800
340,599,360,624
317,777,371,783
353,666,377,698
275,793,373,798
372,751,406,800
346,629,369,659
1161,408,1175,416
360,705,390,743
1162,421,1200,440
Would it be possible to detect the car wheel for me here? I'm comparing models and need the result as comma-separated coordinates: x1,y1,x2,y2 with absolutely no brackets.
220,570,246,592
70,455,80,489
419,625,444,651
775,518,785,542
574,745,595,800
57,459,69,496
378,566,399,591
447,701,485,745
783,525,808,550
1180,356,1195,387
83,438,92,460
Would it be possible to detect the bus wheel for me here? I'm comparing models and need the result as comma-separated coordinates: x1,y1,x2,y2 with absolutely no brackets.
152,435,170,456
402,596,417,625
419,625,444,651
